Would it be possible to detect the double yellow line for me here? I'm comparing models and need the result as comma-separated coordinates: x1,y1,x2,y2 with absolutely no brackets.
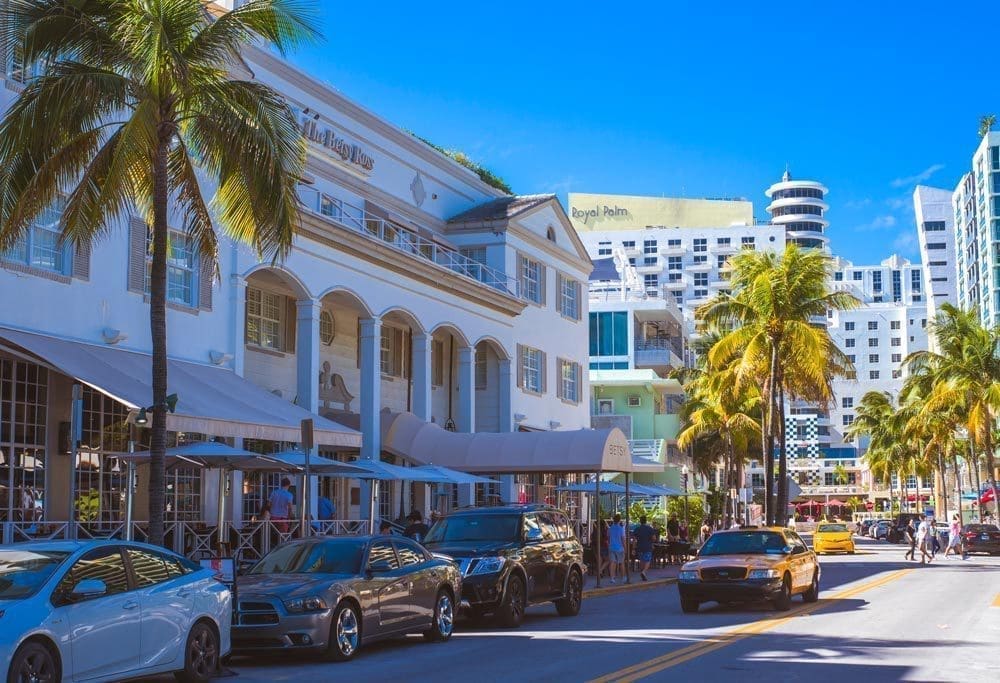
589,568,912,683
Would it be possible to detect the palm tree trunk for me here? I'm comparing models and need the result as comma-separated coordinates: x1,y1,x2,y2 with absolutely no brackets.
953,452,964,525
765,345,779,525
915,466,921,516
937,451,948,520
983,416,999,522
970,443,981,510
148,138,170,547
728,434,737,525
777,384,788,525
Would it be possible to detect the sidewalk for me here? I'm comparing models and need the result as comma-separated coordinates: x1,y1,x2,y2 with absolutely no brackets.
584,564,679,596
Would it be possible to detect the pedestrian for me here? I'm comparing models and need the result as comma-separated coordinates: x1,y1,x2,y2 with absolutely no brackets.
403,510,429,542
634,515,657,581
666,514,680,563
607,513,626,584
378,520,393,535
916,516,933,564
700,520,711,545
943,514,963,559
317,494,335,521
268,478,294,533
591,521,609,577
903,519,917,561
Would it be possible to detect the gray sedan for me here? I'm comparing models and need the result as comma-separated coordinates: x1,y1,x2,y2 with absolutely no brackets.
232,535,461,661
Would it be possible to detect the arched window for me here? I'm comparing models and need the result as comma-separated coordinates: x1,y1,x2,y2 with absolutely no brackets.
320,310,335,345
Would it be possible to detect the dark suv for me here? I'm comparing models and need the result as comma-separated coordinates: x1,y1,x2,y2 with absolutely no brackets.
423,504,585,628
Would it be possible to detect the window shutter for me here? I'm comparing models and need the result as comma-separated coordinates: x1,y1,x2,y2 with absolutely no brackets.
575,362,582,403
198,257,213,311
517,255,526,296
72,240,91,281
556,273,563,312
555,358,563,399
393,328,404,377
539,264,547,305
284,296,297,353
574,281,582,320
539,351,547,394
516,344,524,389
127,217,147,293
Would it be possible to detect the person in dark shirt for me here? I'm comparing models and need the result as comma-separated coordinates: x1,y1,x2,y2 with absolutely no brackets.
634,515,658,581
403,511,430,542
666,514,681,563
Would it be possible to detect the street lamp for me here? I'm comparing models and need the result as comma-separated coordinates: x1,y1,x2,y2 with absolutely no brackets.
682,465,689,530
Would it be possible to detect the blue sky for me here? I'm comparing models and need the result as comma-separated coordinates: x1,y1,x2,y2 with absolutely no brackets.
288,0,996,266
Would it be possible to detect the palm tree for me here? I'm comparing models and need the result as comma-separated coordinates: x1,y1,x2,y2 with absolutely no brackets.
847,391,906,514
699,243,860,524
980,114,996,138
0,0,317,546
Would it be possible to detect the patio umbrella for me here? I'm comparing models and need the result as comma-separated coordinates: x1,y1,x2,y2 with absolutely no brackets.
825,499,847,507
262,450,370,476
557,482,628,494
796,500,822,510
410,464,499,485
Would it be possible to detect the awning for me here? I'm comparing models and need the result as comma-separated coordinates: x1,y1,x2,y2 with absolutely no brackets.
0,327,361,447
329,411,637,473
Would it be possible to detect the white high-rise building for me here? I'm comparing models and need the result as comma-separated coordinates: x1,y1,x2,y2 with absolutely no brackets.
913,185,958,333
954,131,1000,328
765,170,830,250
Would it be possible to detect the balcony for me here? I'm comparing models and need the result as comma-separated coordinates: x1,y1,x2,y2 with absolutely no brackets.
660,243,685,256
630,439,666,462
299,188,520,299
799,484,865,496
688,259,712,272
634,337,684,370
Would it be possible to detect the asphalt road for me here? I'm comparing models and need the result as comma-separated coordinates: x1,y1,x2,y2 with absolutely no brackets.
157,536,1000,682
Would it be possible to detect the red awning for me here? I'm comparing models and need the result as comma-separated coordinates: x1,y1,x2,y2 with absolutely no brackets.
905,493,930,502
825,499,847,506
982,488,996,504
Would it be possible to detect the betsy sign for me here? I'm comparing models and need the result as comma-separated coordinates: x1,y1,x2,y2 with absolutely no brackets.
298,112,375,173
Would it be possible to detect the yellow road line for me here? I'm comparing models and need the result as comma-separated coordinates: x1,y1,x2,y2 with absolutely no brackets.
589,569,912,683
992,593,1000,608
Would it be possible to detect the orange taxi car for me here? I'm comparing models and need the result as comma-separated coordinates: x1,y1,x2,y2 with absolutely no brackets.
677,527,820,613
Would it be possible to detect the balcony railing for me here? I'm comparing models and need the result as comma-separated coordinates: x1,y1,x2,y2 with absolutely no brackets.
299,188,519,298
630,439,665,461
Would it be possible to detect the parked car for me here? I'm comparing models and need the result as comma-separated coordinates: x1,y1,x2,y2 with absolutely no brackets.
869,520,892,540
423,504,585,628
1,540,231,683
857,520,874,537
677,527,820,613
813,523,855,554
962,524,1000,555
233,535,460,661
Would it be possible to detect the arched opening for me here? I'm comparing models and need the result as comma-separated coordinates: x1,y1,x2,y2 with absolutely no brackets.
242,266,311,399
473,337,506,433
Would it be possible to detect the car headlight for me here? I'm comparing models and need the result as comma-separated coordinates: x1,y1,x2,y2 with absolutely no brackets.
470,556,505,575
747,569,780,580
678,570,699,581
284,596,328,613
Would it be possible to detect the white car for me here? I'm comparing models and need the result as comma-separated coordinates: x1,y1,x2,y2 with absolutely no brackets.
0,540,231,683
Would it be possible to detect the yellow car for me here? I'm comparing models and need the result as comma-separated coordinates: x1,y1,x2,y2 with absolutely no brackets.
813,522,856,554
678,527,821,613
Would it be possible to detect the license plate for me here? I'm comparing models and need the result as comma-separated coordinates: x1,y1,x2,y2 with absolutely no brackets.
982,534,989,540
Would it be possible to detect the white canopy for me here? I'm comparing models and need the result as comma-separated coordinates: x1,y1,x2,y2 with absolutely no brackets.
0,327,361,447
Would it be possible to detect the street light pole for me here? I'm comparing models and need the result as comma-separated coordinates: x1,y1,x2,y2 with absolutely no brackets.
682,465,689,530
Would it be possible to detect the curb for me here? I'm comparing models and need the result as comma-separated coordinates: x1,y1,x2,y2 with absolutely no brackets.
585,577,678,597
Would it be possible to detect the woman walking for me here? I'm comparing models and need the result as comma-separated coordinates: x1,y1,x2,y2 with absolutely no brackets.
903,519,917,561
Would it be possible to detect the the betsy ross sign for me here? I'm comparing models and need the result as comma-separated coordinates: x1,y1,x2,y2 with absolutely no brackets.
298,112,375,173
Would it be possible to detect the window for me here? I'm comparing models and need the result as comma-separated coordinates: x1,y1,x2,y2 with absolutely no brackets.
246,288,284,350
741,236,755,248
925,243,947,250
627,394,641,408
845,338,855,348
519,255,544,305
835,272,844,281
319,310,335,345
145,230,197,306
672,291,683,304
56,547,129,603
872,271,882,292
667,256,682,271
557,274,580,319
127,547,177,588
844,322,855,331
643,239,657,254
853,272,863,281
589,311,629,356
623,240,636,249
892,353,901,363
693,238,707,253
667,239,681,248
842,414,855,426
911,269,921,292
668,272,682,282
694,288,708,298
716,237,731,247
717,255,728,268
869,354,879,363
393,541,426,567
922,221,946,232
431,340,444,386
597,241,612,256
892,369,902,379
891,337,901,347
870,370,880,380
931,276,948,282
644,274,658,290
546,226,556,242
692,254,707,265
694,273,708,287
475,348,488,390
380,326,407,377
751,473,765,488
558,359,580,403
868,337,879,347
921,319,926,328
847,354,855,363
842,397,853,409
643,256,658,266
890,320,900,330
928,261,947,266
367,541,399,570
868,321,878,330
2,196,70,275
892,270,901,302
520,346,544,394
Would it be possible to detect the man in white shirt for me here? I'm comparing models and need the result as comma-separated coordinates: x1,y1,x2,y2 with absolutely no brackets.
916,517,933,564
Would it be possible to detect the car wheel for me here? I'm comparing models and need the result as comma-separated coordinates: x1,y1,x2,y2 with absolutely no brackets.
496,574,526,628
680,598,700,614
772,576,792,611
8,641,58,683
803,571,819,603
554,569,583,617
424,590,455,642
326,602,362,662
174,622,218,683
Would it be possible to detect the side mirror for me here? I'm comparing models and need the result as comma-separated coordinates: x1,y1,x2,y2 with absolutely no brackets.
71,578,107,599
367,559,394,574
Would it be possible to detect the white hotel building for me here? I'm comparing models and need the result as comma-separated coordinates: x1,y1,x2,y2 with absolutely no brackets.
914,185,959,327
0,4,607,541
954,131,1000,328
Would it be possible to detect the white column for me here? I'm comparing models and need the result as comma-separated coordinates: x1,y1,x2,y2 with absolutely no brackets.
296,299,321,414
456,346,475,433
359,318,382,461
497,358,516,504
411,332,433,422
231,274,247,376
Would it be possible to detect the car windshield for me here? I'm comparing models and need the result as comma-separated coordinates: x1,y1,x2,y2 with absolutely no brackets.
251,540,364,575
699,531,787,556
425,515,521,543
818,524,848,533
0,550,70,600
